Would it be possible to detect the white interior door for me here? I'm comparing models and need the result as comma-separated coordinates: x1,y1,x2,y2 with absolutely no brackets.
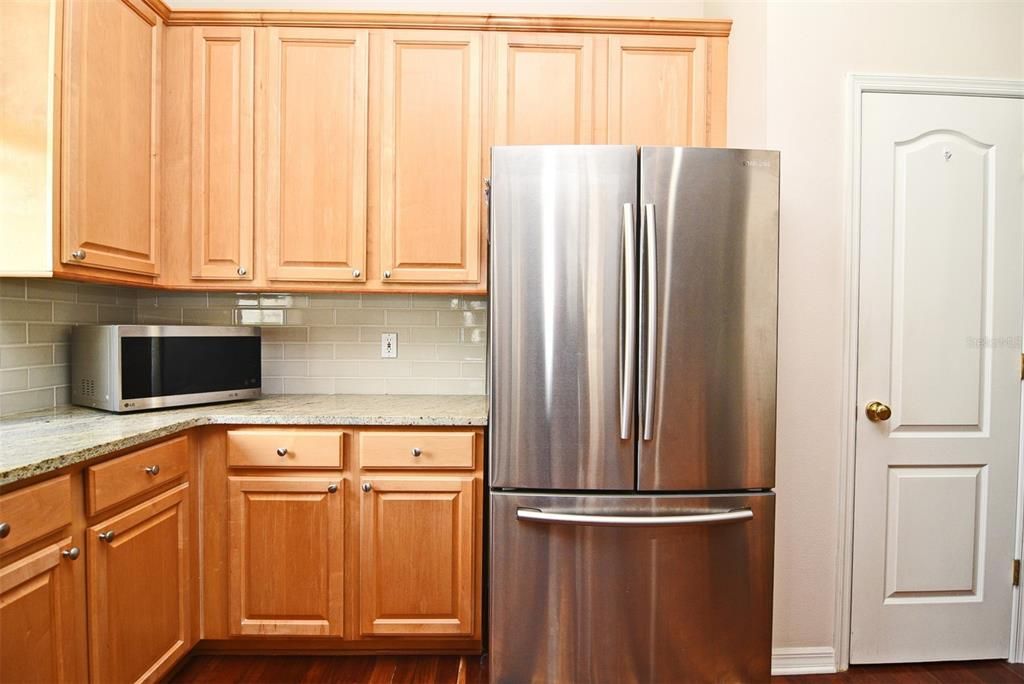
851,92,1023,663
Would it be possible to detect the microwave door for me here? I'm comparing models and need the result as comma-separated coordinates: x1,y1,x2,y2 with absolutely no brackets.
489,145,638,491
636,147,780,492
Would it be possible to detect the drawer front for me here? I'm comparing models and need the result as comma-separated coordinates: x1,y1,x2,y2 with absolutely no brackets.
0,475,72,555
86,436,190,516
360,431,475,469
227,429,344,468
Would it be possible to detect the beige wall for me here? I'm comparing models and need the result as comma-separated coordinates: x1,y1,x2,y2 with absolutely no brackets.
171,0,1024,656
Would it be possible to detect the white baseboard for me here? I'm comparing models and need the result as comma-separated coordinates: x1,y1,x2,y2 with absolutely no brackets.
771,647,838,675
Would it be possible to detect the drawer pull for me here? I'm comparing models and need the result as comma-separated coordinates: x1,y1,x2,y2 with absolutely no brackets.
361,482,372,493
276,447,288,457
327,483,339,494
144,464,160,476
0,522,10,538
98,530,116,543
411,447,422,457
62,546,81,560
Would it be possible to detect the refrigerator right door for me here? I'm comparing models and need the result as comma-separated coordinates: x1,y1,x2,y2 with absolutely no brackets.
637,147,780,492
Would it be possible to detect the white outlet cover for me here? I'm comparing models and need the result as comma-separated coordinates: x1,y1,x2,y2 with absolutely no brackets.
381,332,398,358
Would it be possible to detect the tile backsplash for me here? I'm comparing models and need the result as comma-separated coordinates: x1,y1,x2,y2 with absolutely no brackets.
0,278,487,416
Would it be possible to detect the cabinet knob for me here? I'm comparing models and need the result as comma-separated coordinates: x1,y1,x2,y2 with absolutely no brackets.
352,269,361,278
327,483,339,494
71,249,86,260
62,546,81,561
277,447,288,457
237,266,247,276
144,464,160,476
411,447,422,457
361,482,372,493
383,271,391,279
0,522,9,538
98,530,116,543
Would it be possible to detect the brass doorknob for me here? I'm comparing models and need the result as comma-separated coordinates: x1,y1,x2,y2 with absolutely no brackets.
865,401,892,422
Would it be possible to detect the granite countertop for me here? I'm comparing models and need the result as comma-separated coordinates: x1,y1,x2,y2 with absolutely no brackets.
0,394,488,486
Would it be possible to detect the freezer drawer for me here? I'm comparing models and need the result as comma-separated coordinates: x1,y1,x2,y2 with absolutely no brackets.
490,491,774,684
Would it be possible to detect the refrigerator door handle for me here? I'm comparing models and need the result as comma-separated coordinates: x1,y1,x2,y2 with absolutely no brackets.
620,203,638,440
516,507,753,527
641,203,658,440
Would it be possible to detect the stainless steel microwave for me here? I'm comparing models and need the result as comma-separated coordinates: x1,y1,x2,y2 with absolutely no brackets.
71,325,261,412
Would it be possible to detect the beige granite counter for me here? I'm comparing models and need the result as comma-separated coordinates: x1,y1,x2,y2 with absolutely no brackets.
0,394,488,486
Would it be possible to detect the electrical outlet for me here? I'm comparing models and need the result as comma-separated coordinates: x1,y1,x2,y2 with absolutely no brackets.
381,332,398,358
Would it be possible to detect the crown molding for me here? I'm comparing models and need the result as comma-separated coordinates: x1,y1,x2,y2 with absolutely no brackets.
158,9,731,36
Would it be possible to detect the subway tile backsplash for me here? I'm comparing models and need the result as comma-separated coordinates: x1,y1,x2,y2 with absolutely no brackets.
0,278,487,416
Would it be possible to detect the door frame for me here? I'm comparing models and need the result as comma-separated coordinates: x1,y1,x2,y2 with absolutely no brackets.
835,74,1024,671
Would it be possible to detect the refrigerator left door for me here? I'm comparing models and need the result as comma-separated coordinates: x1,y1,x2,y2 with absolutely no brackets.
490,145,638,490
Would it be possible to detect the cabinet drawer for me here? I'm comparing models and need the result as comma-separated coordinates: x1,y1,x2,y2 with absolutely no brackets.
0,475,72,556
359,431,475,469
227,429,344,468
86,436,189,516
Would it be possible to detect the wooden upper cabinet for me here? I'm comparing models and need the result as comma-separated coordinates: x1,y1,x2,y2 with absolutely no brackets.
493,32,596,145
260,28,369,283
86,483,191,684
607,35,718,147
379,30,483,284
228,476,344,636
191,27,255,280
61,0,160,276
0,538,85,684
359,476,476,636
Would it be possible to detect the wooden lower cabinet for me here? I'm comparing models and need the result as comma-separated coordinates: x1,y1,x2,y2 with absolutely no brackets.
86,483,191,684
0,538,85,684
359,476,476,637
227,476,345,636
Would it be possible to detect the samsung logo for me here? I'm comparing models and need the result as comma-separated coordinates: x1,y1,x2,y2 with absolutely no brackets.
743,160,771,168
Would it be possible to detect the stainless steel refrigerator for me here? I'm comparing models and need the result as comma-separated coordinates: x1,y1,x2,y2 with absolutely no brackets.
488,145,780,684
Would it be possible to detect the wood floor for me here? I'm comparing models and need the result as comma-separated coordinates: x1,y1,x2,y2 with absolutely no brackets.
168,654,1024,683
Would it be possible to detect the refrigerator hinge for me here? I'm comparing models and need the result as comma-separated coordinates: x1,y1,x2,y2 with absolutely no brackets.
1014,559,1021,587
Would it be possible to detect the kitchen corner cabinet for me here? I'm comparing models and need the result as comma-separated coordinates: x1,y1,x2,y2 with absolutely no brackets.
359,476,476,636
227,476,345,636
0,539,84,684
86,483,191,684
60,0,161,277
190,26,255,281
378,30,484,284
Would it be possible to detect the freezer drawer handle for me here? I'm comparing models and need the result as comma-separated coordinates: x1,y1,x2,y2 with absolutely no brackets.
516,507,753,527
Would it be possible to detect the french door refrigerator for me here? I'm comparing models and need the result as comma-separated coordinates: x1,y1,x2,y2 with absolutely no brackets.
489,145,780,684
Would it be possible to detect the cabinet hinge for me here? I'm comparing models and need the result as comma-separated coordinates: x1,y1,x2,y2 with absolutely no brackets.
1014,559,1020,587
483,178,491,206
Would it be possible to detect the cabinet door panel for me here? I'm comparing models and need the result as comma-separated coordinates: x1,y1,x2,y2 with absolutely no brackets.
494,32,594,145
262,28,368,282
228,476,344,636
87,484,190,684
380,30,482,283
607,35,708,147
62,0,160,275
359,476,475,636
191,27,254,280
0,538,83,684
